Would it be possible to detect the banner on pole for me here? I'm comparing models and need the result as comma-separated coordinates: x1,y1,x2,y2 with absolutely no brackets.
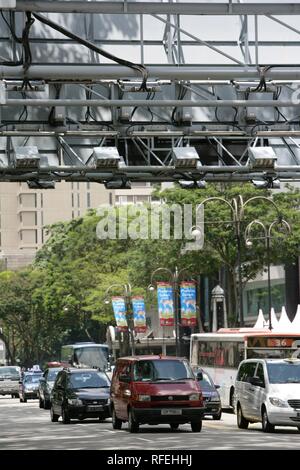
180,281,197,326
111,296,128,331
157,282,174,326
132,296,147,333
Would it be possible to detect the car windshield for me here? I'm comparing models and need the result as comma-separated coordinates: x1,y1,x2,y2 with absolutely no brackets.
24,374,42,383
68,372,110,389
133,360,194,382
198,371,215,392
267,361,300,384
0,367,19,378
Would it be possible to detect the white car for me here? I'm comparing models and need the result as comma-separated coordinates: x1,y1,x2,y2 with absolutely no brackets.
235,358,300,432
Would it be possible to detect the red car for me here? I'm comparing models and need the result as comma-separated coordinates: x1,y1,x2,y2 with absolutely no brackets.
110,355,204,433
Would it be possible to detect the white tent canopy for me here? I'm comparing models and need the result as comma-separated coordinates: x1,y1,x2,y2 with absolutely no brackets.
253,309,267,329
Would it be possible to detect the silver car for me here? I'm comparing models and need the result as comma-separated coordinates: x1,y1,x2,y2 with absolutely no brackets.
0,366,20,398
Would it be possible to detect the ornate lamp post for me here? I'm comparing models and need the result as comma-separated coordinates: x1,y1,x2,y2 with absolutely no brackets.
104,283,135,355
244,218,291,330
148,266,192,356
198,195,281,326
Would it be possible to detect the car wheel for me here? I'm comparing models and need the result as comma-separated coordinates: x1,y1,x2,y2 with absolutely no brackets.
170,423,179,430
237,404,249,429
213,410,222,421
191,420,202,432
112,408,122,430
62,406,71,424
128,409,139,433
23,396,27,403
262,408,275,433
19,397,24,403
50,406,59,422
39,397,44,409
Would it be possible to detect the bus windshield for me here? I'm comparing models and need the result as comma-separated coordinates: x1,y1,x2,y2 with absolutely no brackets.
61,343,109,370
74,346,108,369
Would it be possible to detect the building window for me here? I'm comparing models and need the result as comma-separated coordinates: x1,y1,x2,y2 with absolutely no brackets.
71,194,74,207
109,192,113,205
77,182,80,190
87,182,90,190
40,193,43,209
77,194,80,207
87,193,91,208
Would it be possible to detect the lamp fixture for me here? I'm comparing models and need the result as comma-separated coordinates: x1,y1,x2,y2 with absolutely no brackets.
90,147,121,169
173,147,199,169
248,147,277,170
178,180,206,189
13,146,40,169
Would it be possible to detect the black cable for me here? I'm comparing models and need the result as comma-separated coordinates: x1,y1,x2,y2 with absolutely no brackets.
33,12,149,91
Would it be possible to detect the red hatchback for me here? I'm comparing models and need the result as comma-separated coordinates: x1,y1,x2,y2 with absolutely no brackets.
110,355,204,433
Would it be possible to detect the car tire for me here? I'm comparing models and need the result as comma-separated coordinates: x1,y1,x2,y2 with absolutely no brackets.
112,408,122,430
237,404,249,429
62,406,71,424
128,409,139,433
170,423,179,430
50,406,59,422
191,420,202,432
213,411,222,421
262,408,275,433
44,400,51,410
39,397,44,409
23,396,27,403
19,397,24,403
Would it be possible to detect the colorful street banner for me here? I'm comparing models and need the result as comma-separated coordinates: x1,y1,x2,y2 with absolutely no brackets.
132,296,147,333
111,296,128,331
180,281,197,326
157,282,174,326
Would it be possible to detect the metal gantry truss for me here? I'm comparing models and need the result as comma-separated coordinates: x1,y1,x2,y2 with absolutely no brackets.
1,2,300,185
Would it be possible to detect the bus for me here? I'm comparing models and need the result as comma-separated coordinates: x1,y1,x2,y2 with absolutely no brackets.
61,342,110,371
190,329,300,409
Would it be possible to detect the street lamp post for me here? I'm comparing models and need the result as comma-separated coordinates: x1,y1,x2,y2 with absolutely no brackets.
199,195,282,327
245,218,291,330
104,283,135,356
149,266,192,356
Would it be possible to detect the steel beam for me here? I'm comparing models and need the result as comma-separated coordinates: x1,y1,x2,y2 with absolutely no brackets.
4,98,300,108
3,65,300,81
13,2,300,16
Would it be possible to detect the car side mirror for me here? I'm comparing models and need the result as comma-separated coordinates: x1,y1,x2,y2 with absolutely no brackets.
214,384,220,389
119,374,130,383
249,376,264,387
196,372,203,381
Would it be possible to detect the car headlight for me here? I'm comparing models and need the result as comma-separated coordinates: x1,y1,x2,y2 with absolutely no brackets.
269,397,288,408
68,398,83,406
189,393,201,401
137,395,151,401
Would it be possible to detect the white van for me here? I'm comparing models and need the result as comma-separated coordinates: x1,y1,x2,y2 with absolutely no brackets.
235,358,300,432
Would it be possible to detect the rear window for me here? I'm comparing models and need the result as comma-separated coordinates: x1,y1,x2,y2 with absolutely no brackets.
133,360,194,382
0,367,19,378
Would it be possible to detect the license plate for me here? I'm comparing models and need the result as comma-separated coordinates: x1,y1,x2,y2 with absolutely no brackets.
161,409,182,416
87,405,103,411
